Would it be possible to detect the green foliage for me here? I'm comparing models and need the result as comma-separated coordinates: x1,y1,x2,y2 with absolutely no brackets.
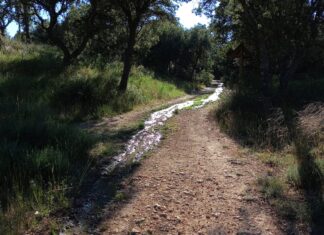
286,79,324,106
287,164,302,188
114,191,127,202
143,22,214,85
199,0,324,96
51,64,185,120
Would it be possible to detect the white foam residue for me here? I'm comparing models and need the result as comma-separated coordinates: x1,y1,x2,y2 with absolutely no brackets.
101,83,224,176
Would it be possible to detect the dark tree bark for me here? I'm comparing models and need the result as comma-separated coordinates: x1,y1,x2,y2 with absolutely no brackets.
279,54,302,95
22,2,31,42
0,27,5,36
259,41,272,96
0,0,13,37
119,25,136,92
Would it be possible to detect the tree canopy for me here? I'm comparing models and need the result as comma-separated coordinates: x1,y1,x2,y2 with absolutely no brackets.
199,0,324,95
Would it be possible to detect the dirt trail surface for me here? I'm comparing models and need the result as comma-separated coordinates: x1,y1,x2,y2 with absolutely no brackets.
97,105,283,235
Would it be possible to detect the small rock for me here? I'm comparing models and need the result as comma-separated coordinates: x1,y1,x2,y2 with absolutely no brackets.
160,213,168,218
183,191,193,196
146,229,153,234
212,212,220,218
135,218,145,224
130,228,141,234
154,203,164,211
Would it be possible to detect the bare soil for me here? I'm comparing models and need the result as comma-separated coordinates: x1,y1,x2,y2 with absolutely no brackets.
96,105,284,235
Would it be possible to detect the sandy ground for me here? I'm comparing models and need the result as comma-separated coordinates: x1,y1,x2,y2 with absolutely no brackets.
96,105,284,235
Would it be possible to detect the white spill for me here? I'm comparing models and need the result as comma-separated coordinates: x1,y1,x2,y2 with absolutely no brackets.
101,83,223,176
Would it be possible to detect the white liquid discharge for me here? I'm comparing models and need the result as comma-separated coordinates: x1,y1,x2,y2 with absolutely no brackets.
101,84,224,176
62,84,224,232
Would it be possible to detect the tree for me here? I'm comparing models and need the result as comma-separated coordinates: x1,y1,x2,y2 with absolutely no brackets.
142,21,185,75
31,0,99,66
142,22,213,85
107,0,180,92
15,0,32,42
183,25,212,82
199,0,324,95
0,0,14,36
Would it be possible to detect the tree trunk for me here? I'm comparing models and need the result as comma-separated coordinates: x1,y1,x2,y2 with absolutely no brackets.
22,6,30,42
119,26,136,93
259,41,272,96
279,54,301,96
0,27,5,37
0,34,4,49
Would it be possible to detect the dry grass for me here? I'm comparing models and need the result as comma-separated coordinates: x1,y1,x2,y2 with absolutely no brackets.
297,102,324,145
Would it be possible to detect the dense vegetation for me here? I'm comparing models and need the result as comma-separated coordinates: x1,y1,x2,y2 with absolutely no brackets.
0,0,323,233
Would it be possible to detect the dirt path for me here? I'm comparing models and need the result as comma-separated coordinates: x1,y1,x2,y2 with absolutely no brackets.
95,105,283,235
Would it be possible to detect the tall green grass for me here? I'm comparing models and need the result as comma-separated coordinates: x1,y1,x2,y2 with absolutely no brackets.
52,64,185,120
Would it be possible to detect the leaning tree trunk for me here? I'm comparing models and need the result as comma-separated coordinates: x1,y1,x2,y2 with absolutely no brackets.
119,27,136,93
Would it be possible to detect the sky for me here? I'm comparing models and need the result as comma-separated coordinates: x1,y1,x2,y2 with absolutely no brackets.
7,0,209,37
176,0,210,28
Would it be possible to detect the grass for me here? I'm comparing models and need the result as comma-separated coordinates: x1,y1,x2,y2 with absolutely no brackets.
215,90,290,149
52,64,185,120
0,39,188,233
191,94,209,108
